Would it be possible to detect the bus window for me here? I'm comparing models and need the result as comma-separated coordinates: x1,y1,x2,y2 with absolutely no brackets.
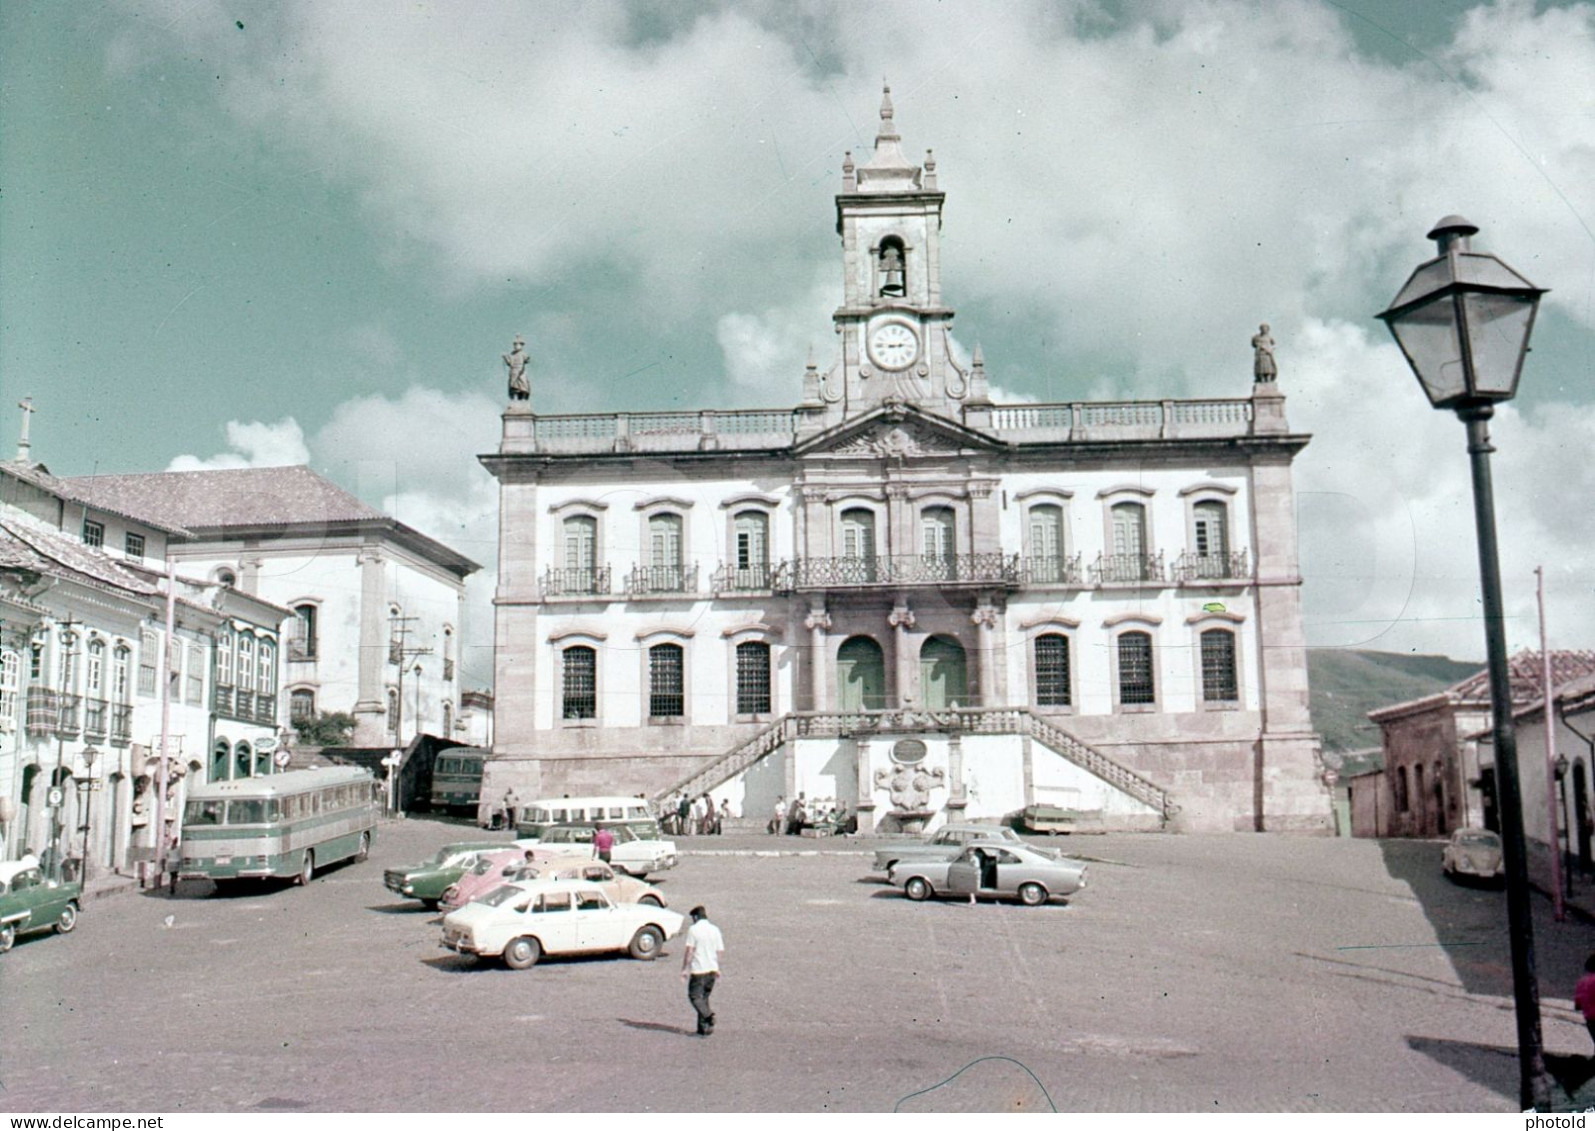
186,800,225,825
228,800,273,824
607,807,624,819
626,805,646,819
551,809,567,822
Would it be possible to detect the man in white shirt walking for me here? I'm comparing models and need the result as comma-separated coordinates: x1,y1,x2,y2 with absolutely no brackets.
680,905,724,1037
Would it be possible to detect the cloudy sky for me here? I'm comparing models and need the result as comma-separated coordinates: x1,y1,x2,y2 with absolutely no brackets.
3,0,1592,687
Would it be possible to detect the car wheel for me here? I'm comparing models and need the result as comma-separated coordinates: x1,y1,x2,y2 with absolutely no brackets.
638,893,664,907
56,902,80,933
628,925,664,960
904,876,932,902
356,832,371,862
297,850,315,886
0,923,15,953
1018,882,1047,907
503,936,541,970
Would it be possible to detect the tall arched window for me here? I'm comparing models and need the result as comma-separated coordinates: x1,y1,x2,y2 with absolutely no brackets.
238,635,257,693
1117,631,1155,705
562,646,597,720
234,740,253,780
735,641,772,716
1199,629,1238,702
257,640,276,696
648,513,684,590
837,636,886,712
0,649,19,728
1193,501,1229,560
1110,503,1149,581
563,515,598,593
211,739,230,782
649,643,685,719
291,604,318,660
921,507,956,579
112,645,130,703
1395,766,1410,812
290,688,316,723
1034,634,1071,707
840,508,877,582
1028,504,1066,583
733,511,770,588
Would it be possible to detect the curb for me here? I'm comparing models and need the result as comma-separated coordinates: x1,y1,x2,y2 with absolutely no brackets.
681,848,873,858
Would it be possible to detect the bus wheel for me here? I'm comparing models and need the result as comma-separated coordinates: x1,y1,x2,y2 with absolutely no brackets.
356,832,371,862
503,936,541,970
297,850,315,886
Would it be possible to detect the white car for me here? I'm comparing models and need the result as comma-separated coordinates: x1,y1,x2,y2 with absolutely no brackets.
440,878,685,969
518,823,678,878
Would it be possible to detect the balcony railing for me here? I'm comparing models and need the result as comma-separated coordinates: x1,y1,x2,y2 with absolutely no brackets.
1172,550,1251,583
110,704,133,746
792,554,1019,589
543,566,612,597
627,564,699,596
1090,551,1167,585
287,637,317,662
254,693,277,725
84,698,108,740
1018,554,1085,587
711,562,792,594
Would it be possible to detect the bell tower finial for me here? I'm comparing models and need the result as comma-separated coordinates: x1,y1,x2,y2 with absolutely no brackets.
878,81,898,142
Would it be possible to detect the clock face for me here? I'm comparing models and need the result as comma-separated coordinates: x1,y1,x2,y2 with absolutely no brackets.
867,321,920,371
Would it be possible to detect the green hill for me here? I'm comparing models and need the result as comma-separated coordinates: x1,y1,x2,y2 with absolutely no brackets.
1307,649,1481,754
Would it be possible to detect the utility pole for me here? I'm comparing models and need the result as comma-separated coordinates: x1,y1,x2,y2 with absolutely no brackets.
387,611,433,747
1537,566,1565,921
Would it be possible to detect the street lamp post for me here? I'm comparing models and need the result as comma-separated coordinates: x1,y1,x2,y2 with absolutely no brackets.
1556,754,1572,900
77,746,98,882
1378,215,1549,1111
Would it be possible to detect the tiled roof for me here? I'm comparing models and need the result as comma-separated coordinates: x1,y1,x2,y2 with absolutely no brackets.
0,512,160,597
1446,650,1595,705
62,466,387,529
0,460,191,535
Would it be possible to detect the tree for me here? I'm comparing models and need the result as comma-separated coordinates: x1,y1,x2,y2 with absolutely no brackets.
294,711,355,747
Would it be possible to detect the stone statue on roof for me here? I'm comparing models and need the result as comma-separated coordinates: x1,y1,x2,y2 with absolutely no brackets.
1252,323,1277,383
504,336,531,402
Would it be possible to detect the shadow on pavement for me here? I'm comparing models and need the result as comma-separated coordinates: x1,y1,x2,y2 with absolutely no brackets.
1379,838,1510,995
618,1018,696,1037
1407,1035,1595,1111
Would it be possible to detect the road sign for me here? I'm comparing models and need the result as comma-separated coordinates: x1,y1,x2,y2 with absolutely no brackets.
47,786,64,807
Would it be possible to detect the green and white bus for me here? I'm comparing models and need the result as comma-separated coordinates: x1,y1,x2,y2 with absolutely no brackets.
179,766,379,886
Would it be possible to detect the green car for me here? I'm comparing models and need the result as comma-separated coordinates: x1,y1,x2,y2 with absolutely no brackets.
383,841,510,910
0,861,82,953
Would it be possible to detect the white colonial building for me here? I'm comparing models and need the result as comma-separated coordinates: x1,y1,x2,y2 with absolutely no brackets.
481,89,1328,834
63,466,480,750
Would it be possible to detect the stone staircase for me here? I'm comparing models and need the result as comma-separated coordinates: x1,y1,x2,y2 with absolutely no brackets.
653,707,1174,823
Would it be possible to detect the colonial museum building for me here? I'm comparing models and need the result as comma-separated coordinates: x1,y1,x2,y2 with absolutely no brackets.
482,91,1328,834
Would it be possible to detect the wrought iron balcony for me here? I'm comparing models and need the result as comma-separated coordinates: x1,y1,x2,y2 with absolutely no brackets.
626,564,700,596
1172,550,1251,583
1089,551,1167,585
1018,554,1085,587
84,698,108,740
214,684,235,717
710,561,792,594
56,693,82,737
287,637,317,662
110,704,133,746
542,565,612,598
792,554,1019,589
254,693,277,725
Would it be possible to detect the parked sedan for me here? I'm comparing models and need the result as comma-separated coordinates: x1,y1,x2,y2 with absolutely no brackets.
439,878,685,969
440,853,658,913
1442,828,1505,882
0,862,82,953
521,824,678,878
382,841,511,909
889,842,1088,906
872,823,1040,874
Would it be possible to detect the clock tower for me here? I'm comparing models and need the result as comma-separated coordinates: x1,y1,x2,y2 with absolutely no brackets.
829,85,984,419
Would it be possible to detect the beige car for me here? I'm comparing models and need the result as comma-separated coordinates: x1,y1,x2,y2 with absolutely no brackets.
1442,828,1504,883
454,859,666,913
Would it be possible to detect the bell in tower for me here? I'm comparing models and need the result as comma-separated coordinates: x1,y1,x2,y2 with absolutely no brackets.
878,239,906,298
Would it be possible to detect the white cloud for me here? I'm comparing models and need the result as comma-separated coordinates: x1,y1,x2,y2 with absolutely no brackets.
166,417,310,471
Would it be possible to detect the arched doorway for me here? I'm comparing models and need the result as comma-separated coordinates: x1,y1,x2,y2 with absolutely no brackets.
920,636,969,709
837,637,886,712
211,739,230,783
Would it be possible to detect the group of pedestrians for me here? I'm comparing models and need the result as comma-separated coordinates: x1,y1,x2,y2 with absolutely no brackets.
767,793,855,836
662,792,731,836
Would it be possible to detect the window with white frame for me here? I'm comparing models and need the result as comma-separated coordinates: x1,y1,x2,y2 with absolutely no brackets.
648,513,684,589
82,519,104,548
112,645,130,702
840,507,877,581
238,635,257,693
58,634,78,691
648,643,685,719
1028,504,1067,582
1193,501,1229,560
921,506,956,576
1109,502,1149,581
1200,628,1239,702
216,628,234,688
138,629,158,696
1033,634,1071,707
257,639,276,696
1117,631,1156,706
0,649,18,727
733,511,770,587
290,604,318,661
124,532,145,561
86,639,105,698
735,641,772,716
563,515,599,591
562,646,597,720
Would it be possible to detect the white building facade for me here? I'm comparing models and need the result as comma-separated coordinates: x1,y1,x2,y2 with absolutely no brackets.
481,91,1328,834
